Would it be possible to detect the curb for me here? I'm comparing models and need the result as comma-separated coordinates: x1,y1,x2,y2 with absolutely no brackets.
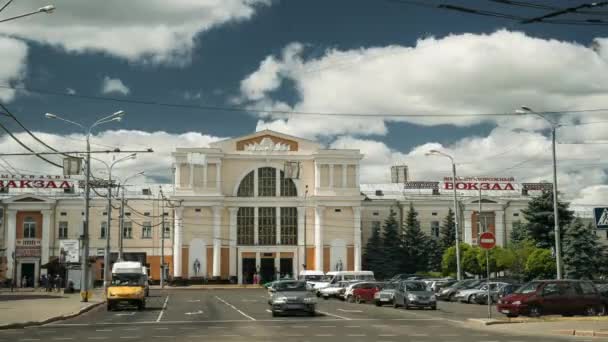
0,301,104,330
467,318,521,326
554,330,608,337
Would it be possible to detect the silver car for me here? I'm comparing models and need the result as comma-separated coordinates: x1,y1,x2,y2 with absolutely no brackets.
393,281,437,310
268,280,317,317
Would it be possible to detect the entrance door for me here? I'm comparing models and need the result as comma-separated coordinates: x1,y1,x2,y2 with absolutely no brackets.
280,258,293,279
21,263,35,287
242,258,255,284
260,258,275,284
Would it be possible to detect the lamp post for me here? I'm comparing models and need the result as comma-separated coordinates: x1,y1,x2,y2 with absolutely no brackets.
91,154,136,294
516,106,562,279
425,149,462,280
117,171,145,261
45,110,125,302
0,4,55,23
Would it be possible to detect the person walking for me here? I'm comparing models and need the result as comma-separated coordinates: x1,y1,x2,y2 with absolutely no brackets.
46,274,53,292
21,275,27,288
40,274,47,292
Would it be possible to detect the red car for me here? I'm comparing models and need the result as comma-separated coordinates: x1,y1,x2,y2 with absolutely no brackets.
353,283,382,304
497,280,605,317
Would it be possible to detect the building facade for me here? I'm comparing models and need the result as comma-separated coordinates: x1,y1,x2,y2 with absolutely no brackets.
171,130,363,284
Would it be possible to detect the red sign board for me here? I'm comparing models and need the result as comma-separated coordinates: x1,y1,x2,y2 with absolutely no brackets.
479,232,496,249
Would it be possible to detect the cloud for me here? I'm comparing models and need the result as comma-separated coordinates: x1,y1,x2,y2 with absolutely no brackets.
0,130,223,184
101,76,130,95
183,91,202,101
0,37,28,102
0,0,270,64
66,88,76,95
241,30,608,138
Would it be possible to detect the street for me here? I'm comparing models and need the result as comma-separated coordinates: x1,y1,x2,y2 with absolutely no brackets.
0,289,578,342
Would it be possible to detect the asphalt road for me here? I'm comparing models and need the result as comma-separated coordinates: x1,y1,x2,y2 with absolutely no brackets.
0,289,576,342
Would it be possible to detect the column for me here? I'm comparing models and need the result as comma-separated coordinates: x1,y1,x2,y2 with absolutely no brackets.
275,167,281,197
353,207,362,272
329,164,334,189
495,210,505,247
314,207,324,271
274,254,280,280
254,168,259,197
255,252,261,274
463,210,473,245
173,207,183,277
237,250,243,285
297,207,305,272
212,206,222,278
41,210,52,276
254,207,259,245
228,208,238,278
292,248,298,279
203,164,208,189
314,161,320,193
189,162,194,188
216,162,222,192
355,164,360,187
276,207,281,245
6,210,16,282
174,163,181,189
342,164,347,188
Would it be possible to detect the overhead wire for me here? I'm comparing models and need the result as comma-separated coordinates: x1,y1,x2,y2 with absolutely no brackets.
0,120,62,168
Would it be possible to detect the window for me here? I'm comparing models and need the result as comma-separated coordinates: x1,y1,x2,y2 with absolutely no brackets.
237,171,254,197
237,207,254,245
513,213,520,217
431,221,440,238
280,171,297,197
163,221,171,238
432,212,437,216
258,207,276,245
123,221,132,239
60,212,67,216
58,221,68,239
280,207,297,245
606,230,608,239
23,217,36,238
195,208,201,213
144,212,150,216
334,209,342,213
258,167,276,197
373,212,379,216
100,221,107,239
142,222,152,239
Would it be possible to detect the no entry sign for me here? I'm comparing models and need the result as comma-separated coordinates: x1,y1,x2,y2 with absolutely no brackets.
479,232,496,249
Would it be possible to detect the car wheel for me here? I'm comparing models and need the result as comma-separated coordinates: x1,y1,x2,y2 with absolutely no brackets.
347,295,354,303
506,313,518,318
584,306,597,316
308,310,316,317
430,305,437,310
599,305,607,317
106,302,113,311
528,305,542,318
323,295,329,300
355,296,362,304
272,311,278,317
393,300,400,308
375,301,381,307
316,292,321,297
468,294,476,304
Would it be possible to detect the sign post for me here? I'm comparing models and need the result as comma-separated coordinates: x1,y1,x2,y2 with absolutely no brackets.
479,231,496,319
594,208,608,230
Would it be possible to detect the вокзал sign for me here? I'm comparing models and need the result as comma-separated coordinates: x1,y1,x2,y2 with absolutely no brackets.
0,174,73,189
443,177,516,191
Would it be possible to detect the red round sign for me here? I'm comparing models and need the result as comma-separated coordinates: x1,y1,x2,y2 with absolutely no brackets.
479,232,496,249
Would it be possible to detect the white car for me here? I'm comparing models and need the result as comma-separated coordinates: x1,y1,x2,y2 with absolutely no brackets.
341,281,373,302
319,281,358,299
455,282,509,303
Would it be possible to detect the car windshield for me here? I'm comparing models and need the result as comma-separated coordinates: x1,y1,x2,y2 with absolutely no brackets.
275,281,307,292
405,282,427,291
515,281,541,294
111,273,144,286
383,282,397,290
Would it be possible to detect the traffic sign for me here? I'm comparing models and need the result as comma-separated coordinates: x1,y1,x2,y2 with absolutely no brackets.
479,232,496,249
594,207,608,230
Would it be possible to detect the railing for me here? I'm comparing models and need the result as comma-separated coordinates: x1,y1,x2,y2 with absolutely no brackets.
16,239,41,247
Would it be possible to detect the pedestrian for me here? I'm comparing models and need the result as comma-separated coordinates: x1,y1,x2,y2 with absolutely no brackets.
253,272,259,285
40,274,47,291
46,274,53,292
56,275,63,292
22,275,27,288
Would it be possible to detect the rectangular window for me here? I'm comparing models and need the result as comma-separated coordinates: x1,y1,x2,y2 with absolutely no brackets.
142,221,152,239
258,207,276,245
123,221,132,239
163,221,171,238
258,167,276,197
58,221,68,239
431,221,440,238
100,221,107,239
237,207,255,245
23,219,36,239
280,207,297,245
320,165,329,187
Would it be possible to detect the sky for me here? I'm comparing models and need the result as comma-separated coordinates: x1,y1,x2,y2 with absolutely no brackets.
0,0,607,208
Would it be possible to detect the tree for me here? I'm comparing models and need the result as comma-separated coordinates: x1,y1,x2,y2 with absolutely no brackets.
521,190,574,249
439,208,456,251
363,221,385,279
426,237,444,272
442,243,469,277
381,209,402,277
562,219,600,279
462,245,483,277
525,248,556,280
510,221,528,245
402,203,430,274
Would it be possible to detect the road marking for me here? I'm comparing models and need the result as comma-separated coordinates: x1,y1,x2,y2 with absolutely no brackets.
315,334,334,337
372,324,389,328
123,328,139,331
19,339,40,341
186,335,206,338
185,310,204,315
291,325,309,328
317,310,351,320
151,336,175,338
118,337,138,340
320,325,336,328
242,299,257,302
338,308,362,313
410,333,429,336
87,338,108,340
154,327,169,330
156,295,169,322
179,327,196,330
440,333,460,336
221,334,240,337
348,334,366,337
209,326,223,329
95,329,112,332
187,299,200,303
265,309,272,313
215,296,256,321
51,339,73,341
286,334,304,337
345,325,360,328
114,312,135,316
379,334,397,337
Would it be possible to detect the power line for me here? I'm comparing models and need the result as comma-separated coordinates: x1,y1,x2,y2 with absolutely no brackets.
0,120,62,168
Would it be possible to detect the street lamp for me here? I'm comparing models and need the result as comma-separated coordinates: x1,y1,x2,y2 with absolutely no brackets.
45,110,125,302
425,149,462,280
116,171,145,261
516,106,562,279
91,154,136,294
0,3,55,23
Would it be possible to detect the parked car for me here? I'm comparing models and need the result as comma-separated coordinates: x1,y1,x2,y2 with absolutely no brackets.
474,283,520,305
389,274,419,282
268,280,316,317
341,282,378,302
374,281,399,306
433,279,458,293
311,271,374,294
393,280,437,310
455,282,510,303
426,279,457,293
319,280,358,299
353,282,383,304
497,280,605,318
436,279,482,301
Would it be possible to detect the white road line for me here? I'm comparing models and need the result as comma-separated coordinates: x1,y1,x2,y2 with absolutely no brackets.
439,333,460,337
156,295,169,323
19,339,40,341
265,309,272,313
118,337,138,340
347,334,366,337
154,327,169,330
315,334,334,337
151,336,175,338
52,339,73,341
337,309,362,313
209,326,223,329
286,334,304,337
221,334,240,337
186,335,206,338
123,328,140,331
215,296,256,321
316,310,351,320
379,334,397,337
291,325,309,328
95,329,112,332
320,325,336,328
345,325,360,328
87,338,108,340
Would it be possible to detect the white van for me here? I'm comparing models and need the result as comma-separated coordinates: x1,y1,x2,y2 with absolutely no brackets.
299,270,325,289
141,266,150,297
310,271,375,292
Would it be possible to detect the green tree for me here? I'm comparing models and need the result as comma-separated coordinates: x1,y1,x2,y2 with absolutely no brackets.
381,209,402,277
525,248,556,280
442,243,470,277
402,203,430,274
562,219,600,279
463,245,483,276
363,222,385,279
510,220,528,245
426,237,443,272
521,190,574,249
440,208,456,251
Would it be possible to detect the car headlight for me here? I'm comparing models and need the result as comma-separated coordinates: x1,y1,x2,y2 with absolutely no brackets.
512,300,521,305
274,296,288,304
430,295,436,301
407,294,417,300
303,297,316,303
374,293,380,298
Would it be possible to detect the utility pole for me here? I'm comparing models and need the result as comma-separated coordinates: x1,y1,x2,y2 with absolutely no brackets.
104,176,112,292
118,185,125,261
81,133,91,302
551,127,562,279
451,163,462,281
160,189,165,288
303,185,308,271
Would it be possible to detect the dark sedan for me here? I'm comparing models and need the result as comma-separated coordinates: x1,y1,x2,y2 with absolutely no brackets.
268,280,316,317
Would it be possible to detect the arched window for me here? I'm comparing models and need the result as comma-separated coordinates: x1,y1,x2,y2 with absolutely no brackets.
23,216,36,239
237,171,254,197
280,171,297,197
236,167,298,197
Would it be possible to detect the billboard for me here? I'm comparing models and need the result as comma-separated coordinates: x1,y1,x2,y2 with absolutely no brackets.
59,240,80,263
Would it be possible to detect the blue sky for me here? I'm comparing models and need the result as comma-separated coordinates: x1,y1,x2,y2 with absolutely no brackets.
1,0,608,204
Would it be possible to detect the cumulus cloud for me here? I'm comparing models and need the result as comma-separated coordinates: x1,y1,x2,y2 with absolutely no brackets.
242,30,608,138
101,77,130,95
0,0,270,64
0,37,28,102
66,88,76,95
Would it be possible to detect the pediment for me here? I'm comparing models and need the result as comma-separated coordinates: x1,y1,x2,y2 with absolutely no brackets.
210,129,321,153
3,194,55,204
15,197,45,202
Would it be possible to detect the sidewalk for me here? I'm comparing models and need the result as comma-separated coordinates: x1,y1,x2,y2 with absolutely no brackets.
469,317,608,338
0,289,104,329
